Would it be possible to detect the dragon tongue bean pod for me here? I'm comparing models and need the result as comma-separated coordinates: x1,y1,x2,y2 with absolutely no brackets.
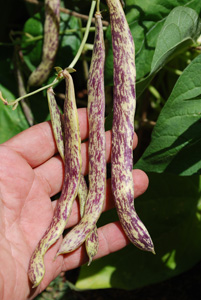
47,86,99,265
56,12,106,257
47,88,64,159
78,175,99,265
28,0,60,87
85,226,99,265
106,0,154,253
28,71,82,288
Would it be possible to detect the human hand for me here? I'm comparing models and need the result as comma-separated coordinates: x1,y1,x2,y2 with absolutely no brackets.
0,108,149,300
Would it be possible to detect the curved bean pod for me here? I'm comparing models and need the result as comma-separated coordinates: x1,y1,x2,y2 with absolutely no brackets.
28,71,82,288
28,0,60,87
56,12,106,257
85,226,99,265
106,0,154,253
47,88,99,264
78,175,99,265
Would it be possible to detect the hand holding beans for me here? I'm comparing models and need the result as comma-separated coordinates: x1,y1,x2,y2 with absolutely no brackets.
0,0,153,295
28,0,153,286
0,111,148,299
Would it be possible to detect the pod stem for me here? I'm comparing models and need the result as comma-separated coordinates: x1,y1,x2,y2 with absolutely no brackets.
0,76,63,108
0,0,96,109
68,0,96,68
96,0,100,13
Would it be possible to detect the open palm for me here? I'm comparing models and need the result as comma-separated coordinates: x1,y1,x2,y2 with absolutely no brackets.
0,108,149,300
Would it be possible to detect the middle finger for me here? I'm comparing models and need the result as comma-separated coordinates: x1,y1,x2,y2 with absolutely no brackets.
34,130,138,197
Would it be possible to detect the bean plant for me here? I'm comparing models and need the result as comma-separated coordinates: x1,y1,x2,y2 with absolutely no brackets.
1,0,201,294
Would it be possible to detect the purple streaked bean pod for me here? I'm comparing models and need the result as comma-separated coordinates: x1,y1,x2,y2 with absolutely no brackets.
78,175,99,265
47,87,99,264
28,0,60,87
28,70,82,288
85,225,99,266
106,0,154,253
56,12,106,257
47,87,64,159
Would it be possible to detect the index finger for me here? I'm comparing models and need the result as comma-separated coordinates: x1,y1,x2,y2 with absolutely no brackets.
3,108,89,168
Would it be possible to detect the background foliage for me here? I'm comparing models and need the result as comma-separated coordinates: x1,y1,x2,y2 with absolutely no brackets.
1,0,201,296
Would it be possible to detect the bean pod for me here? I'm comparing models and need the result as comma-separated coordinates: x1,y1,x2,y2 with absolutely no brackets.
47,87,99,264
28,0,60,87
78,174,99,265
28,70,82,288
106,0,154,253
56,12,106,257
47,87,64,159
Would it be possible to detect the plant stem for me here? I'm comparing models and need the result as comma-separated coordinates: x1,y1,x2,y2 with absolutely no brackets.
164,66,183,76
96,0,100,13
0,78,62,106
6,26,107,47
68,0,96,69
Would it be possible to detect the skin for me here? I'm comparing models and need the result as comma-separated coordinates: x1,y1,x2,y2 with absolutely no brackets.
0,107,148,300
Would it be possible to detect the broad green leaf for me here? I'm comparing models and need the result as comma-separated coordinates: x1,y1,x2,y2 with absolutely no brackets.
0,49,29,143
76,173,201,290
137,6,201,97
0,88,29,144
104,1,201,97
136,53,201,175
151,6,201,73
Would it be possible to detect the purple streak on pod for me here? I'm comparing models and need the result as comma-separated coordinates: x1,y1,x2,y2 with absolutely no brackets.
48,86,97,264
85,226,99,265
106,0,154,253
56,12,106,257
47,88,64,160
77,175,99,265
28,71,82,288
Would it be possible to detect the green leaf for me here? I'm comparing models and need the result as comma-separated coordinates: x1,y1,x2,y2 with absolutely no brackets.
0,93,29,144
22,11,81,73
0,49,29,143
76,173,201,290
22,11,44,71
56,12,82,69
136,6,201,97
104,1,201,98
136,53,201,175
151,6,201,73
